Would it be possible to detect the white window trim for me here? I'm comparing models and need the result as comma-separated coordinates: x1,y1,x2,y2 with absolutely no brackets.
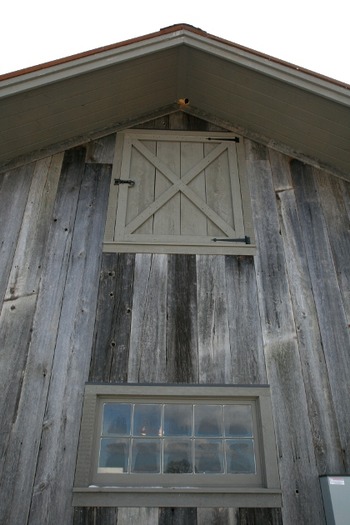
73,384,281,508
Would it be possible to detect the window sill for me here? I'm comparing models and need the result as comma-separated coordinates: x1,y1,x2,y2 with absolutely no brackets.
73,486,282,508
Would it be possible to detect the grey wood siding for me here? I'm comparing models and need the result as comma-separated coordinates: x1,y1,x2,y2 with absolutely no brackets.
0,113,349,525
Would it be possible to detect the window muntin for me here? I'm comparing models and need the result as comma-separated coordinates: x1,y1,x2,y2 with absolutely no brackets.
96,401,256,477
73,385,281,508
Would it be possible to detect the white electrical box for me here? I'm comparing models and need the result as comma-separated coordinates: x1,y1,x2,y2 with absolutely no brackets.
320,476,350,525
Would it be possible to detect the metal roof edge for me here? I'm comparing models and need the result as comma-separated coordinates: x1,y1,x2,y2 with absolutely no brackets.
1,23,349,101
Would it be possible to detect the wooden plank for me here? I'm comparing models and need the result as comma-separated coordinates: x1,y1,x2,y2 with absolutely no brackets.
5,154,63,299
28,162,111,525
166,254,198,383
0,148,87,525
277,183,345,473
0,163,34,305
202,142,233,237
159,507,197,525
197,508,237,525
313,169,350,324
127,254,167,382
0,156,63,515
224,256,267,384
89,252,135,382
85,133,116,164
181,141,207,236
73,507,118,525
247,144,325,524
196,255,231,383
126,139,156,234
291,161,350,467
238,508,282,524
117,508,158,525
154,140,181,235
268,148,293,192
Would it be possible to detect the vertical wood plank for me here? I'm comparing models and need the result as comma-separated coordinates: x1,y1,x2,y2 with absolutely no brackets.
0,163,34,305
89,252,135,382
313,169,350,324
126,141,156,234
197,255,231,383
0,148,87,525
224,256,267,384
85,133,116,164
159,507,197,525
154,140,181,235
5,154,63,299
166,254,199,383
238,508,282,524
117,508,158,525
277,185,344,473
28,161,111,525
291,161,350,468
197,508,238,525
128,254,167,382
181,141,207,236
73,507,118,525
247,143,325,524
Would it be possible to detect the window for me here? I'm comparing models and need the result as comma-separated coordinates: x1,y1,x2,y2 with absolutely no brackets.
73,385,281,507
103,130,255,255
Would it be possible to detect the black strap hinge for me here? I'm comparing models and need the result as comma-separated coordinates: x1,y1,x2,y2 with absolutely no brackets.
212,236,251,244
114,179,135,187
207,137,239,142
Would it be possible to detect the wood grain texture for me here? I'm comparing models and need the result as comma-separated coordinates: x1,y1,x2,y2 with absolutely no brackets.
117,508,158,524
73,507,118,525
276,184,344,473
197,508,238,525
127,254,168,382
247,143,325,524
291,161,350,468
0,148,87,525
197,255,231,383
159,507,197,525
4,154,63,300
238,508,282,525
0,163,34,306
28,161,111,525
89,252,135,382
313,169,350,324
85,133,116,164
166,254,198,382
224,256,266,384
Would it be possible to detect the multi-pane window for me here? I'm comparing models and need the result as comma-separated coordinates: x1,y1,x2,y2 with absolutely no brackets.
73,385,281,508
98,402,256,475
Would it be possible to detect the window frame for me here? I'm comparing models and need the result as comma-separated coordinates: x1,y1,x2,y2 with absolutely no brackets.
73,384,281,508
103,130,256,256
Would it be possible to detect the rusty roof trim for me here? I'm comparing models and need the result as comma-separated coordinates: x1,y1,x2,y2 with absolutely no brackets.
1,23,349,90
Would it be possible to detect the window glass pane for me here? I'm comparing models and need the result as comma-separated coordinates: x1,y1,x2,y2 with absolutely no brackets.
164,404,192,436
224,405,253,437
131,439,160,473
194,405,222,436
226,439,256,473
98,438,129,472
133,404,162,436
164,439,192,473
195,439,224,473
102,403,131,436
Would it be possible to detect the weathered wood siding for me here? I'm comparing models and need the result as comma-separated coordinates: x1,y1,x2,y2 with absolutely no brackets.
0,113,350,525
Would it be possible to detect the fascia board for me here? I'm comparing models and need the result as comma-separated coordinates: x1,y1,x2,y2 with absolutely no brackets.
181,32,350,108
0,31,187,98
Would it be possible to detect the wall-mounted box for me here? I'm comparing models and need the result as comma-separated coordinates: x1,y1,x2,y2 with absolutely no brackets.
320,476,350,525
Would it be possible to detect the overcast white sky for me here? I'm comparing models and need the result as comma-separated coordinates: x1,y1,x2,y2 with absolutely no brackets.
1,0,349,84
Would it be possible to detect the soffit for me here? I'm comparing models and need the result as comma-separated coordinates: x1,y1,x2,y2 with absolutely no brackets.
0,26,349,179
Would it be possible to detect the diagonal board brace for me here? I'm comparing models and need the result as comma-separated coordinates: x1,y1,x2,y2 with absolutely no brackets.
124,138,237,237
